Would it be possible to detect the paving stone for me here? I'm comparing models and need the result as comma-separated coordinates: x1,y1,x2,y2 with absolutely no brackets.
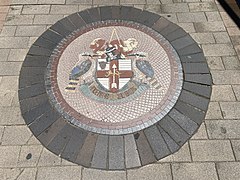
211,70,240,85
38,0,66,4
146,0,161,4
19,83,46,100
8,5,23,15
203,44,236,56
82,168,126,180
144,125,170,159
220,11,236,27
190,140,235,161
183,81,211,98
206,120,240,139
15,25,46,37
127,164,172,180
5,15,34,25
205,11,222,21
0,106,25,125
227,27,240,36
179,90,209,111
220,102,240,119
75,133,97,167
37,166,82,180
0,126,4,143
17,145,42,167
135,131,156,165
189,2,217,12
177,22,196,33
8,49,28,62
109,136,124,170
33,15,64,25
232,140,240,161
192,123,208,139
66,0,93,4
2,125,32,145
223,56,240,70
195,21,225,32
172,162,218,180
38,118,66,146
165,28,187,42
91,135,108,169
159,142,191,162
93,0,119,5
50,5,79,14
158,116,190,146
190,33,215,44
217,162,240,180
177,12,206,23
17,168,37,180
144,4,161,14
177,43,202,55
232,85,240,101
169,108,199,135
0,168,22,180
0,49,10,61
205,102,223,119
0,37,29,48
175,100,205,125
0,146,21,167
213,32,231,43
206,56,225,70
11,0,38,4
61,128,88,163
22,5,50,14
124,134,141,168
120,0,146,4
0,91,16,106
37,148,61,166
27,135,41,145
211,85,235,101
161,3,189,13
0,25,17,37
171,35,196,50
47,124,74,155
29,108,60,137
159,13,178,23
0,76,18,91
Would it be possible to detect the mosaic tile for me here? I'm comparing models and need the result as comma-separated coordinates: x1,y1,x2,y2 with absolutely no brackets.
18,6,212,170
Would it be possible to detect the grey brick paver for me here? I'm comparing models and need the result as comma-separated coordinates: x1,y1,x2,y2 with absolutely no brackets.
190,33,215,44
0,49,10,61
177,12,207,23
22,5,50,14
172,163,218,180
206,120,240,139
206,57,225,70
190,140,235,162
33,14,64,25
220,102,240,119
82,168,126,180
217,162,240,180
0,62,22,75
38,0,66,4
0,26,17,37
232,140,240,161
211,85,236,101
232,85,240,101
50,5,79,14
1,125,32,145
15,25,46,37
0,37,29,48
211,70,240,84
127,164,172,180
17,145,43,167
0,146,21,167
202,44,236,56
37,148,61,166
37,166,82,180
195,21,225,32
161,3,189,13
5,15,34,25
8,49,28,61
223,56,240,70
188,2,217,12
16,168,37,180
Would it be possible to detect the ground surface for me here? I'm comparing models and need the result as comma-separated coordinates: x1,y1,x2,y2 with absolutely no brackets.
0,0,240,179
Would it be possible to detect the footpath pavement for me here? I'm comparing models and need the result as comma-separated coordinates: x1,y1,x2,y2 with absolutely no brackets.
0,0,240,180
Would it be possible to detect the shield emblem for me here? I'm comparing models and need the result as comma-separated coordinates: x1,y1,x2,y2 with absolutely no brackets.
96,58,133,93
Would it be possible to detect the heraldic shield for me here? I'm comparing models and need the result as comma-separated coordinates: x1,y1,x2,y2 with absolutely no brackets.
96,58,133,93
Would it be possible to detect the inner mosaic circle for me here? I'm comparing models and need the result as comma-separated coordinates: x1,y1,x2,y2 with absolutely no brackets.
54,23,182,131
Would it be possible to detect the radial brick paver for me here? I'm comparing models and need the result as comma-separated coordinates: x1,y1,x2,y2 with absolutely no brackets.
0,0,240,179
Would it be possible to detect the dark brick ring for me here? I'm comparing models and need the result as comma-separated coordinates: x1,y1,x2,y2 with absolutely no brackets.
19,6,212,170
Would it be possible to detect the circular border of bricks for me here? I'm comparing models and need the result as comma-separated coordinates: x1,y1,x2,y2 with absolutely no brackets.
18,6,212,170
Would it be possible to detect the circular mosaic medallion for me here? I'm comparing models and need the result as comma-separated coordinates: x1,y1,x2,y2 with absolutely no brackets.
19,6,212,170
47,21,183,134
